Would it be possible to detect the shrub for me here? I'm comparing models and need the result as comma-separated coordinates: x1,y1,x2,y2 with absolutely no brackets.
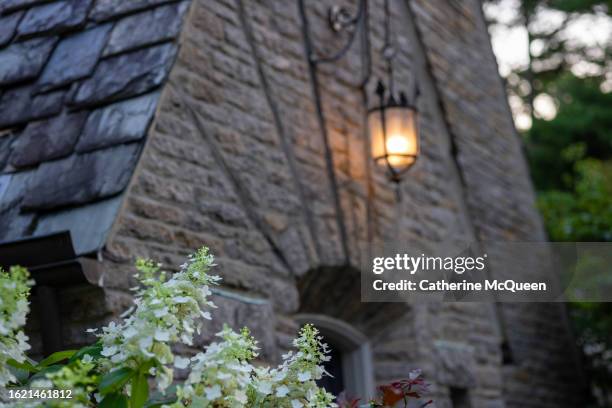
0,248,430,408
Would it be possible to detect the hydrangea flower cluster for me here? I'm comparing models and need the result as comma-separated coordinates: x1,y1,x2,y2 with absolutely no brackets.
30,359,99,408
93,248,219,390
0,266,33,388
171,325,258,407
251,324,336,408
171,323,336,408
0,247,430,408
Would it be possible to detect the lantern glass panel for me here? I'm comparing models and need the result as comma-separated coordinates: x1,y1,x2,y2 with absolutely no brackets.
369,106,418,173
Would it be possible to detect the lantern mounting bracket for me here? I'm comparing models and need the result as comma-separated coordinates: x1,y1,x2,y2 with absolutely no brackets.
299,0,419,190
328,5,359,33
304,0,369,68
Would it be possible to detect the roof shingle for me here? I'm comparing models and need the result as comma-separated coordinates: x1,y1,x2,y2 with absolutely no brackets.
10,111,88,168
17,0,91,38
103,2,188,57
37,24,112,92
89,0,171,22
0,0,191,255
22,142,141,211
34,195,123,255
0,11,24,47
76,92,159,153
0,0,47,15
0,37,57,85
0,85,64,127
71,42,177,107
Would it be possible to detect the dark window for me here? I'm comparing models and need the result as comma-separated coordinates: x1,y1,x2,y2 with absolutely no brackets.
450,387,471,408
317,344,344,396
501,339,515,364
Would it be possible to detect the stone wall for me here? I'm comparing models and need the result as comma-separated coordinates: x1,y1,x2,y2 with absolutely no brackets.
409,1,586,406
92,0,585,406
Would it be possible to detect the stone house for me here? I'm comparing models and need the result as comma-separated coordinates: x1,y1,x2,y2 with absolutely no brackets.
0,0,586,406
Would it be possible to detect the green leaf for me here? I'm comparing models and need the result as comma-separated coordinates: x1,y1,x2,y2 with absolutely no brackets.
27,365,63,384
68,343,103,364
8,365,30,384
7,358,39,373
144,396,178,408
144,385,178,408
99,367,136,395
130,372,149,408
251,393,264,408
100,393,129,408
38,350,77,368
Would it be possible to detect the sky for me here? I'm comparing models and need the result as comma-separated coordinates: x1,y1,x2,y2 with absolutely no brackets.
483,0,612,130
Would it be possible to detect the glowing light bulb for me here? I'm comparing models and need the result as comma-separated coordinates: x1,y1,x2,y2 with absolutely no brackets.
368,105,419,180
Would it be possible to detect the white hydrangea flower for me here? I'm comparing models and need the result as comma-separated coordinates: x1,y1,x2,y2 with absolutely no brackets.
257,380,273,395
0,266,33,389
92,248,219,392
298,371,311,382
0,249,338,408
172,326,258,408
249,324,336,408
276,384,290,397
174,356,190,369
204,384,222,400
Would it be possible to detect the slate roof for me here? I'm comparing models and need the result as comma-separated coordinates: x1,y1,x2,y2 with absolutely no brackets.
0,0,190,255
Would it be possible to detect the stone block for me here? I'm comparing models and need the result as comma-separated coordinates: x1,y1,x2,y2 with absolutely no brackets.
37,24,112,92
198,202,249,228
433,340,477,388
0,37,57,85
212,257,298,313
194,292,277,358
101,288,134,315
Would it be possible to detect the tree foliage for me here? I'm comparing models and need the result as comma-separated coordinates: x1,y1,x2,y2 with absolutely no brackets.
486,0,611,121
486,1,611,405
527,74,612,190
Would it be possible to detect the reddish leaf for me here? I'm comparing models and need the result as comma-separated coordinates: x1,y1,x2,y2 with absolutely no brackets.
380,385,404,406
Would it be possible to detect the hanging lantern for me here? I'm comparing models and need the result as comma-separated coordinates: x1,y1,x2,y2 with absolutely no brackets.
369,80,419,183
